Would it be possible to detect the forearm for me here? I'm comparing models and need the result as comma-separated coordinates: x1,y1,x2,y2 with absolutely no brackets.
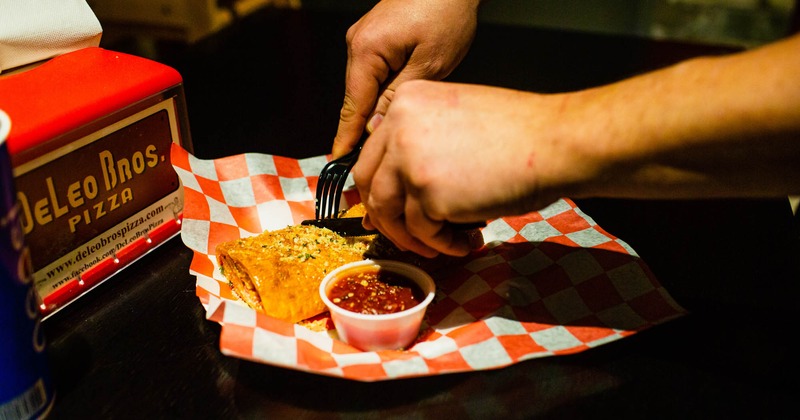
569,33,800,199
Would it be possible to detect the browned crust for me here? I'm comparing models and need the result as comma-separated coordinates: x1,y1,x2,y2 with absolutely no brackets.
216,225,370,323
215,203,479,324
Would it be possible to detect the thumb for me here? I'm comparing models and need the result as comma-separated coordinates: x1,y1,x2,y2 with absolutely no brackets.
332,94,369,159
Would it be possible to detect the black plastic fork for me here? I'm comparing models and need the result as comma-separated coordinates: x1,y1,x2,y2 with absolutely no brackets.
315,134,368,219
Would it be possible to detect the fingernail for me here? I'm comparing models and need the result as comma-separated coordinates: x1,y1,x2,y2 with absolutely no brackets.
366,113,383,133
468,230,485,249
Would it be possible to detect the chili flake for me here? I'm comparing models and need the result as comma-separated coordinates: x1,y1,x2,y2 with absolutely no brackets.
328,268,425,315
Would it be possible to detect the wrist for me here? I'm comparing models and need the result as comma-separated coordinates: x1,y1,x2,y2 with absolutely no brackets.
511,91,608,209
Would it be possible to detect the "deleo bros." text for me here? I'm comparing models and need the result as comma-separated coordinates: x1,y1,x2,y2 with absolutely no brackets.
17,144,160,234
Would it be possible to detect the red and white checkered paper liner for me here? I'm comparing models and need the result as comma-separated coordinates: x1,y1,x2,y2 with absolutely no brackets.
171,144,686,381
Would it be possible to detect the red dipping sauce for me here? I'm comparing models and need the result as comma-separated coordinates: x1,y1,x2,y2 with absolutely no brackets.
327,268,425,315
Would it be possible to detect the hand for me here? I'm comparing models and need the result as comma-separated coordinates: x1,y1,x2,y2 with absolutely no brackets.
352,80,590,257
332,0,480,158
352,34,800,257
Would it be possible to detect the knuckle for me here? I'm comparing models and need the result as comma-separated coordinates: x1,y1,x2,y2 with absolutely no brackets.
347,29,382,57
418,57,450,79
344,24,358,43
338,95,359,121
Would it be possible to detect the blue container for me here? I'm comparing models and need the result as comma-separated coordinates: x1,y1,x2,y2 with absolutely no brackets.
0,110,55,419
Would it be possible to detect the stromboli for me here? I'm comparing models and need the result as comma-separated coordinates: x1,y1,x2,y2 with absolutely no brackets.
215,203,482,323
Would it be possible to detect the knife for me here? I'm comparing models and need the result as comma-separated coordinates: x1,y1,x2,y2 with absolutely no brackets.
301,217,486,237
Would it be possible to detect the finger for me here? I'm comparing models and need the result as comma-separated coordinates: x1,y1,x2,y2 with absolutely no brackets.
351,121,388,208
362,213,376,231
359,188,407,252
352,141,394,245
333,24,436,158
404,199,472,257
365,113,383,134
332,82,374,158
352,124,407,252
332,48,390,158
380,212,439,258
370,62,434,122
353,149,394,245
370,183,440,258
465,228,486,250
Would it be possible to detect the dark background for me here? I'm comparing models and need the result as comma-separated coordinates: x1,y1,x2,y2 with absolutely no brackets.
42,5,800,418
137,6,799,312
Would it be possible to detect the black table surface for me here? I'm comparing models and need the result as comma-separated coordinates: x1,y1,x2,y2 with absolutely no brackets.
43,6,799,419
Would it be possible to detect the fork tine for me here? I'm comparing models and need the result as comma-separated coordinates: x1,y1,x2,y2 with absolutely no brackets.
325,174,343,218
316,168,348,219
316,176,338,219
318,174,337,218
315,157,346,219
315,133,369,219
329,169,352,219
315,161,338,219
